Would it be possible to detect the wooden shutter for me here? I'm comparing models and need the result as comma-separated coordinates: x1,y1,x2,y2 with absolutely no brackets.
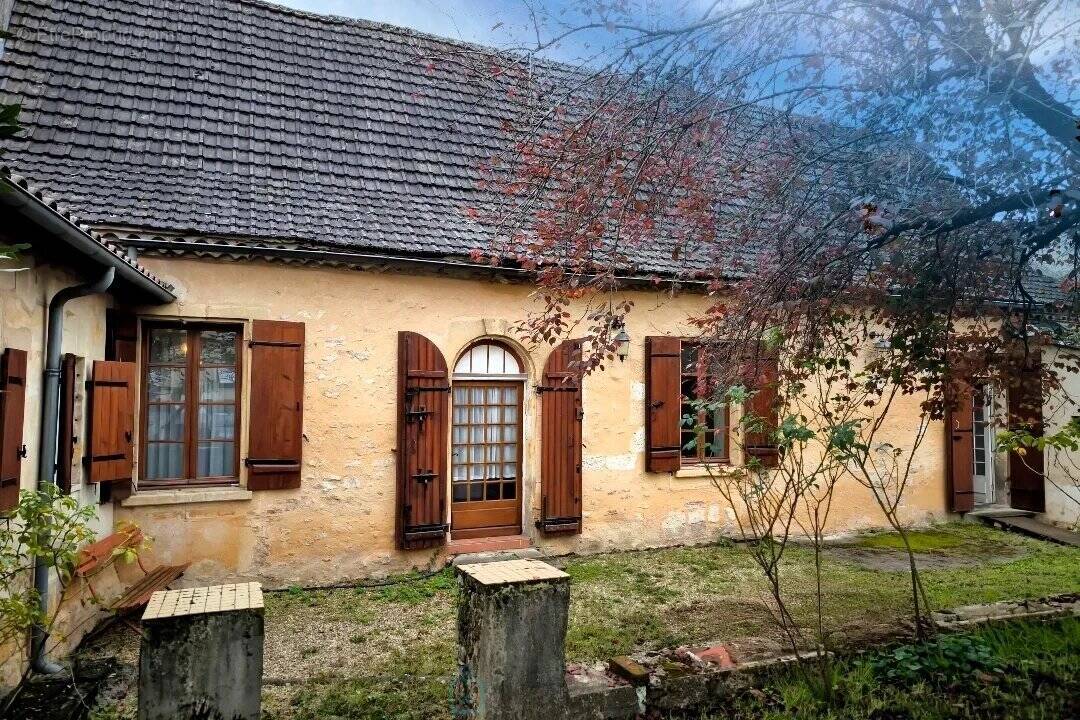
1008,357,1045,512
57,353,78,494
1,348,28,512
645,337,682,472
86,360,136,484
105,309,139,362
539,339,583,533
945,384,975,513
247,320,305,490
744,355,780,468
396,331,449,549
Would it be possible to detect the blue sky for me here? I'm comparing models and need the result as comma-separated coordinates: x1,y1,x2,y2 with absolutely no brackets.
263,0,688,61
266,0,570,47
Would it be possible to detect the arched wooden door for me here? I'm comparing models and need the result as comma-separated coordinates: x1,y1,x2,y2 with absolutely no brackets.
450,342,525,538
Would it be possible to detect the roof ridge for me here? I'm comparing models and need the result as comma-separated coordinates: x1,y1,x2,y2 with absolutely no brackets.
231,0,530,63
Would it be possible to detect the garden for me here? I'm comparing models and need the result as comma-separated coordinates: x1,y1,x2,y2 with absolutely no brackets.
74,522,1080,719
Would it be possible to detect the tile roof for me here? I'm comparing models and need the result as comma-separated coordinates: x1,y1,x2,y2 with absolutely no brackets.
1,165,174,294
0,0,1068,307
0,0,710,276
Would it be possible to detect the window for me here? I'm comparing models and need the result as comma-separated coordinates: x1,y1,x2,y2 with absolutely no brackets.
451,384,521,502
141,323,241,485
680,343,729,463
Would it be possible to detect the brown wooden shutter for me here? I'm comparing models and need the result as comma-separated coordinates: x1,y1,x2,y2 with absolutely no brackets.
105,309,138,362
645,337,682,472
945,384,975,512
102,312,137,500
57,353,78,494
247,320,305,490
539,339,583,533
744,354,780,468
86,360,136,484
396,331,449,549
1008,357,1045,512
1,348,28,512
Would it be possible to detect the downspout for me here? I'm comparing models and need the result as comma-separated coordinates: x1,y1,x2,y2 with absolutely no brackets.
31,266,115,674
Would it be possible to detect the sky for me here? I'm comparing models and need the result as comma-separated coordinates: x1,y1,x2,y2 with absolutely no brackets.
268,0,537,45
263,0,689,61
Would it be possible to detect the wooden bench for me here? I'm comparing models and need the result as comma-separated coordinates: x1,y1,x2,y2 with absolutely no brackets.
76,526,190,612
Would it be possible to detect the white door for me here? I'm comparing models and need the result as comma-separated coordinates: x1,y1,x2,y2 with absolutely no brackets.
971,385,995,505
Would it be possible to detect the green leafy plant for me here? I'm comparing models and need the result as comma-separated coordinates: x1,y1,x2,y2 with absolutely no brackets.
1,485,97,675
1,486,98,650
870,633,1003,687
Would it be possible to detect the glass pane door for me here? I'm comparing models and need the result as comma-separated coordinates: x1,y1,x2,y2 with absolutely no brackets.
450,382,522,535
972,385,994,505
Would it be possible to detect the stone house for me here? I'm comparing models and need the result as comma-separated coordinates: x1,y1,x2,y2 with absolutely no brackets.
0,0,1068,621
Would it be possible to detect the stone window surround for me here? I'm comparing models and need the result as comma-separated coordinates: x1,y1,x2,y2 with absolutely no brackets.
120,487,253,507
674,463,739,479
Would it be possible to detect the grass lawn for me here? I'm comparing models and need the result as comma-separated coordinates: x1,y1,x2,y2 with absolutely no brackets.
83,523,1080,719
700,617,1080,720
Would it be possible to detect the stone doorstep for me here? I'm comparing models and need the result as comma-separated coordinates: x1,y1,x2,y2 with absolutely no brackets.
446,534,533,556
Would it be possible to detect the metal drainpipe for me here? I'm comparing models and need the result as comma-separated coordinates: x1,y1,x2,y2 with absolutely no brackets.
31,266,115,675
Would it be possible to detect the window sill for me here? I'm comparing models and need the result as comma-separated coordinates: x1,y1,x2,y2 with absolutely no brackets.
675,464,739,479
120,487,254,508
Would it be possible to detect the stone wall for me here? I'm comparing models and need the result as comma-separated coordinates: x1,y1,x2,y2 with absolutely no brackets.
0,253,112,687
114,256,951,586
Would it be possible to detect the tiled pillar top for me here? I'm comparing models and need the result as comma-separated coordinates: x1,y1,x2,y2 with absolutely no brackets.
456,559,569,587
142,582,264,621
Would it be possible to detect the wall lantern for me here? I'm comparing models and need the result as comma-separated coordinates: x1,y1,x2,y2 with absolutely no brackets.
614,327,631,362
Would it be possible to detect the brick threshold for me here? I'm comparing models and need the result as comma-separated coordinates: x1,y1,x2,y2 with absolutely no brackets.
446,535,533,555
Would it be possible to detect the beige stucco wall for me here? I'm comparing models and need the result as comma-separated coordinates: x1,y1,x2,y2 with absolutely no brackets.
1042,345,1080,528
114,256,951,588
0,253,111,687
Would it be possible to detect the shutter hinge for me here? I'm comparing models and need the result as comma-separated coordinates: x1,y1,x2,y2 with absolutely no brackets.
537,516,582,533
405,386,450,398
412,470,438,484
249,340,302,348
536,385,579,394
17,444,27,459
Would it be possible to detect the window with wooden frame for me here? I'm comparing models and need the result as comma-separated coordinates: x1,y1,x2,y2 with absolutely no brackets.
451,383,522,503
140,323,242,486
449,341,525,538
679,342,729,463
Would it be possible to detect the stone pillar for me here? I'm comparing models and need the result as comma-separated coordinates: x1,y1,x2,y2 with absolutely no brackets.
138,582,264,720
454,558,571,720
